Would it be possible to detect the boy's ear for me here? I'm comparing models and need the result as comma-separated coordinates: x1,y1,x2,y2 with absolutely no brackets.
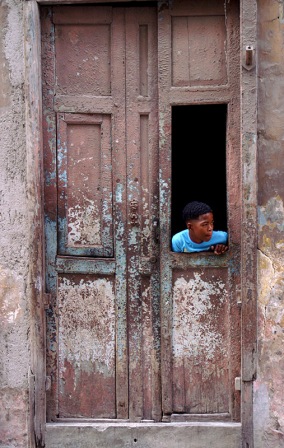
186,221,191,230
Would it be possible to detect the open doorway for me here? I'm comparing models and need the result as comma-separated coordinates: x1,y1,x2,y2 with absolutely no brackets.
171,104,227,239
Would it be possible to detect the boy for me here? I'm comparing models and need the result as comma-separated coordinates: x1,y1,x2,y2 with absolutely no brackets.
172,201,228,255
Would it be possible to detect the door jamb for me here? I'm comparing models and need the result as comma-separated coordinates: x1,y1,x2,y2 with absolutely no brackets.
240,1,258,447
24,1,46,446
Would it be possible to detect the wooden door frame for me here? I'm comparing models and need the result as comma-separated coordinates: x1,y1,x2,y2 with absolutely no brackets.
24,0,257,446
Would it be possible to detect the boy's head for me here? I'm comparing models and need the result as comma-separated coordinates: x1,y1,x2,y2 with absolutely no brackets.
182,201,214,243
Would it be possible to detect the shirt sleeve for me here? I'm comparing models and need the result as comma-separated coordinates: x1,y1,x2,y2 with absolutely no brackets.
220,231,228,244
172,233,182,252
212,231,228,246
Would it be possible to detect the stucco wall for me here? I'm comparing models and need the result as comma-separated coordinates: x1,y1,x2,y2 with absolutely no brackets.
0,0,30,446
255,1,284,447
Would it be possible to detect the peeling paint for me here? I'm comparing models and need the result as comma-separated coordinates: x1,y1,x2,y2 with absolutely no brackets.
68,202,101,246
171,270,230,413
58,276,115,371
173,273,226,361
259,196,284,233
0,266,23,326
57,275,116,417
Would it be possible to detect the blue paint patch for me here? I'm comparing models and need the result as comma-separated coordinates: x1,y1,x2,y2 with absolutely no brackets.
116,183,123,204
258,206,267,227
45,170,56,185
45,214,57,292
259,197,284,231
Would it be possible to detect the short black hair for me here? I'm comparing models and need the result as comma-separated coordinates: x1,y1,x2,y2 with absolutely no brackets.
182,201,212,222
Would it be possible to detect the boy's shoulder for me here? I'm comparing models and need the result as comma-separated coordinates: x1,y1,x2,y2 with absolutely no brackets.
211,230,227,242
172,229,189,241
213,230,227,236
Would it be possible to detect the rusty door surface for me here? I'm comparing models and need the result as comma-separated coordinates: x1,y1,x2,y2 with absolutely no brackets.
42,5,160,421
42,0,241,425
158,0,241,422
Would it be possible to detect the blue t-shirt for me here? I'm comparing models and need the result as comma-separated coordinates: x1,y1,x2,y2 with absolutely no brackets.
172,230,228,253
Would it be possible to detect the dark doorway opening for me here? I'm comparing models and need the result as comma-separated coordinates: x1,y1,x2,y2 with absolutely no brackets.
171,104,227,240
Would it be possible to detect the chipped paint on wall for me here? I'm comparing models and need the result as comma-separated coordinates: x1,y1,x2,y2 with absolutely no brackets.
259,196,284,233
0,267,22,325
258,1,284,437
257,247,284,439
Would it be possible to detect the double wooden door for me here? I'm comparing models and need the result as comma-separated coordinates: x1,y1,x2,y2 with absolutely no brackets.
42,0,241,423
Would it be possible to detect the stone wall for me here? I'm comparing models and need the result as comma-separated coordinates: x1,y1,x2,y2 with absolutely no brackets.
255,0,284,447
0,0,30,447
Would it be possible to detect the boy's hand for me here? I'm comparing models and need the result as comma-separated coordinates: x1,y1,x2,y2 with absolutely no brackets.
210,244,228,255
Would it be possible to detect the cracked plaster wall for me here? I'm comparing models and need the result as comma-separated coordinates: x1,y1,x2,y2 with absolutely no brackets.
0,0,30,446
256,1,284,447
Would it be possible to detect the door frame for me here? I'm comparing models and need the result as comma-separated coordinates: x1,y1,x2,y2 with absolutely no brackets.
24,0,257,446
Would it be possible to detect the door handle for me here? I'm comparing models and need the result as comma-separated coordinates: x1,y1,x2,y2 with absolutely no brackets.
129,199,139,226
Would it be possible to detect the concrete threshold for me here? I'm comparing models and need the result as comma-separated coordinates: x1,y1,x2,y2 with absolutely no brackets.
46,421,241,448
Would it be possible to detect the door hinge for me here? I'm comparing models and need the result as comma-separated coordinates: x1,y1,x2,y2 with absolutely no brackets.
44,293,51,310
235,377,241,391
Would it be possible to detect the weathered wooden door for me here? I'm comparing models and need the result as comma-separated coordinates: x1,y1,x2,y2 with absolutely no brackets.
42,5,160,421
158,0,241,422
42,0,241,426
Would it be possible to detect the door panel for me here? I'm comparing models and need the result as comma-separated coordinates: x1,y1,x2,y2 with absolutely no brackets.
172,15,227,86
158,0,241,422
57,113,113,257
172,268,229,414
54,7,112,96
57,274,116,418
42,5,159,421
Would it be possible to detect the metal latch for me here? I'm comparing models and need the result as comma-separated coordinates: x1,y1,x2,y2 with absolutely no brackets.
235,377,241,391
152,217,159,242
44,293,51,310
242,45,255,70
45,376,51,391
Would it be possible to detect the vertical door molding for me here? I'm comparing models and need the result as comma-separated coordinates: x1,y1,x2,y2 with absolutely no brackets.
240,1,258,447
24,1,46,446
157,0,173,419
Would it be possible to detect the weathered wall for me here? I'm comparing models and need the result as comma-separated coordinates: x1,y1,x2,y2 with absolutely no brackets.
256,1,284,447
0,0,30,446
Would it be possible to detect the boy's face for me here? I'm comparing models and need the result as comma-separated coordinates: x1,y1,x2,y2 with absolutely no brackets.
186,212,214,243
